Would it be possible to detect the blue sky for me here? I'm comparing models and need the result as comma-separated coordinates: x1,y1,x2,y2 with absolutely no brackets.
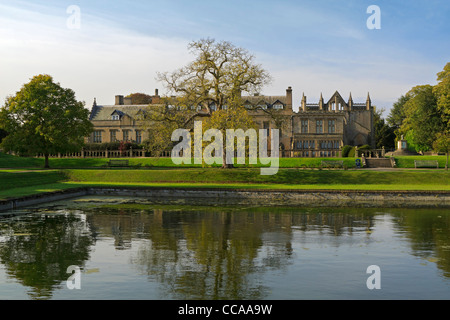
0,0,449,115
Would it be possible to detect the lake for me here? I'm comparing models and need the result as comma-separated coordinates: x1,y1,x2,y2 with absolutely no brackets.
0,195,449,300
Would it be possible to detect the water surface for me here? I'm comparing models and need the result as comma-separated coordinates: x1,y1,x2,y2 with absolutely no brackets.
0,196,449,300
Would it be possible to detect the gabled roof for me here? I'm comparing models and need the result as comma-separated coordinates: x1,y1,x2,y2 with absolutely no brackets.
326,90,346,105
242,95,287,106
111,109,125,117
89,105,149,121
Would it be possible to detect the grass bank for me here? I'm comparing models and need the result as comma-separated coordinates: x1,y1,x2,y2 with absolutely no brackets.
0,168,448,200
1,152,448,169
64,168,448,186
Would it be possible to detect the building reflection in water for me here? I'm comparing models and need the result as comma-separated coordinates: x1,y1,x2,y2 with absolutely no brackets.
0,200,449,299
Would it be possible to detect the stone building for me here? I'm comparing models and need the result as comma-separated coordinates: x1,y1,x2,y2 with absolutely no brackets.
292,90,374,157
87,87,374,157
87,90,161,144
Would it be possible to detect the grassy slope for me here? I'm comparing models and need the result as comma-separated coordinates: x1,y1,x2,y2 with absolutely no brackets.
64,168,447,185
0,152,448,200
0,168,448,200
1,152,448,168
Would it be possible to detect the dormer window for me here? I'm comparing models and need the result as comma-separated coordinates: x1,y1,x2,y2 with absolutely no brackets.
273,104,284,110
112,115,120,120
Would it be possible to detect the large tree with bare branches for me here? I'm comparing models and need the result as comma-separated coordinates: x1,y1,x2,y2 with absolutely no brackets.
140,38,274,167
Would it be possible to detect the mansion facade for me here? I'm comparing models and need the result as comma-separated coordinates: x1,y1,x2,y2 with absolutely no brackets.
87,87,374,157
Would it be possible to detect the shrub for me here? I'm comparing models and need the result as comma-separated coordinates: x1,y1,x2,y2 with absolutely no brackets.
347,147,356,157
341,145,352,157
83,142,142,151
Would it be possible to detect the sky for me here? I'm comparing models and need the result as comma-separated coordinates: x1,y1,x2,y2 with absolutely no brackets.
0,0,449,115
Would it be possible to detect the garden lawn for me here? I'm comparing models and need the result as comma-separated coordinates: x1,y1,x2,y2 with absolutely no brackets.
64,168,449,189
0,168,448,200
1,152,448,169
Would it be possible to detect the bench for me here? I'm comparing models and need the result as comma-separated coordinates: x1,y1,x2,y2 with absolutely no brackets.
321,160,344,168
107,159,129,167
414,160,439,168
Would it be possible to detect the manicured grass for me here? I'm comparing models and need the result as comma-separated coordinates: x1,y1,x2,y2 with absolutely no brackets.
64,168,449,188
0,183,85,199
2,167,447,200
0,152,43,168
393,156,448,168
1,152,448,169
45,156,360,169
1,152,448,200
0,170,68,191
0,152,359,168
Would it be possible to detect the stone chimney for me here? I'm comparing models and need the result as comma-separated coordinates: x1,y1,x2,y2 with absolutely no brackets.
123,97,132,105
286,86,292,109
115,95,124,105
319,92,324,110
152,88,160,104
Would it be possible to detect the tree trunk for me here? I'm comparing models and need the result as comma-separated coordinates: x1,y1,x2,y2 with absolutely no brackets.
446,152,448,171
221,145,234,169
44,154,50,168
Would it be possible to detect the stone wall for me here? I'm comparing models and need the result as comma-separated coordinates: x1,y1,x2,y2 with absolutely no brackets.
1,187,449,215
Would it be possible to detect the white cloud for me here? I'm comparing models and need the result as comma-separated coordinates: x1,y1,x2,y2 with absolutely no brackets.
0,3,190,106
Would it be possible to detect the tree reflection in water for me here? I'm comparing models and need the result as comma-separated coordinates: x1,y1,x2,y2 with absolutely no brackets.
0,209,94,299
0,200,449,300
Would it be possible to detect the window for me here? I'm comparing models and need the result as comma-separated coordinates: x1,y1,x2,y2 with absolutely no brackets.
328,120,335,133
136,130,142,144
93,131,102,143
110,130,117,142
316,120,323,133
301,120,308,133
258,104,268,110
273,104,283,110
123,130,129,141
112,115,120,120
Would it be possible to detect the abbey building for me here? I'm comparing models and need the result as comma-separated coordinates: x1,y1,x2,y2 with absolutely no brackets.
87,87,374,157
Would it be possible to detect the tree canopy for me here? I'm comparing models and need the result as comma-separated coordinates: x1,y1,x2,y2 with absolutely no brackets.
156,38,272,116
0,74,93,167
140,38,274,167
387,62,449,152
126,93,153,105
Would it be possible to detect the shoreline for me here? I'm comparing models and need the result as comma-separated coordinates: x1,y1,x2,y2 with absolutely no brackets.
1,186,449,214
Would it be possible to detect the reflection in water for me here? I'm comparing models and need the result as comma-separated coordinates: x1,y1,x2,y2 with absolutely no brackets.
0,197,449,300
0,210,94,299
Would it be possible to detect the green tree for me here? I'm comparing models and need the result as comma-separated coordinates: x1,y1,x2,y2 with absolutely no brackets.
0,128,7,144
433,132,450,170
126,92,153,105
0,74,93,168
387,94,410,134
142,38,273,167
433,62,450,128
400,85,444,152
373,107,395,149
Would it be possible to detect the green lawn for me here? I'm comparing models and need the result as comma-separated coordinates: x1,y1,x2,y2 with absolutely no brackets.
0,167,448,200
1,152,447,169
0,152,448,200
63,168,448,186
